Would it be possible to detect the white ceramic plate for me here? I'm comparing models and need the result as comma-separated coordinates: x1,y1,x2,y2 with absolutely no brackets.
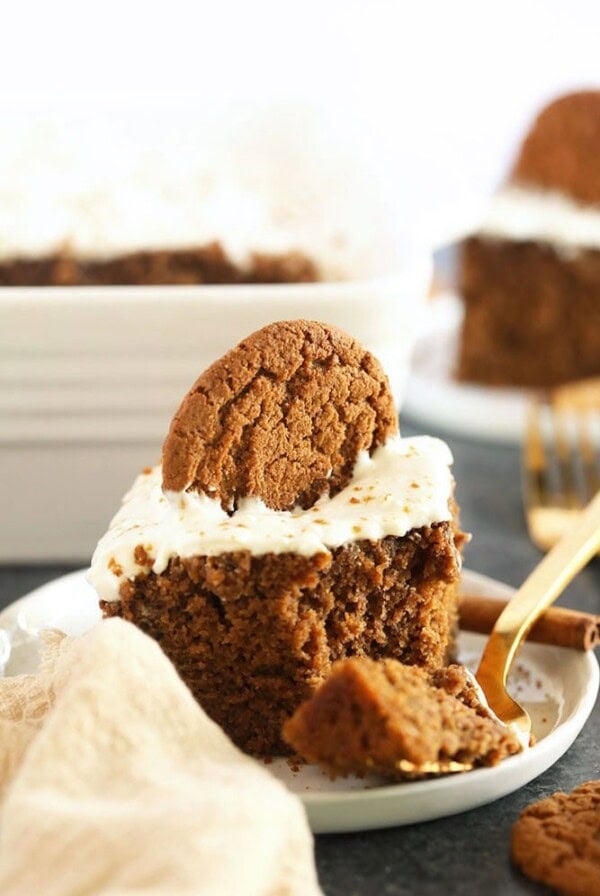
403,292,532,444
1,568,597,834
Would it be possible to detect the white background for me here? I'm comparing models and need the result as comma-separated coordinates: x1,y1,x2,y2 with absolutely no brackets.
0,0,599,239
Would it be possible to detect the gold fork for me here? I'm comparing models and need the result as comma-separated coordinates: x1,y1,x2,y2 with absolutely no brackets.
395,490,600,776
524,379,600,551
476,489,600,749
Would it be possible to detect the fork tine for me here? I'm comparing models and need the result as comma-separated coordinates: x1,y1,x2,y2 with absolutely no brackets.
551,402,582,509
524,395,547,512
576,408,600,501
523,382,600,552
523,396,558,551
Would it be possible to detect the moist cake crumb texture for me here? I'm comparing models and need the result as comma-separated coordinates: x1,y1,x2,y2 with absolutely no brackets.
458,236,600,388
283,657,521,776
102,522,462,755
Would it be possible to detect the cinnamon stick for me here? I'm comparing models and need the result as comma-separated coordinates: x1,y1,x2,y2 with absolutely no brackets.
459,595,600,651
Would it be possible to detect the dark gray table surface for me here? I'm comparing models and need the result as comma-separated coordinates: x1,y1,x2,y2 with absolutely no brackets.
0,421,598,896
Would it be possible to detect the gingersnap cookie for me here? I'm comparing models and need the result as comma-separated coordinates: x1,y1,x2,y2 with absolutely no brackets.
511,780,600,895
162,320,397,511
512,90,600,205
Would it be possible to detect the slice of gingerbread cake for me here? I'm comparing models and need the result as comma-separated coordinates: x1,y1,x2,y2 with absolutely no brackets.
458,90,600,388
89,320,465,755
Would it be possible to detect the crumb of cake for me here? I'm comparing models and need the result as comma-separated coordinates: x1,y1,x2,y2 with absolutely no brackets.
286,757,303,774
283,658,521,778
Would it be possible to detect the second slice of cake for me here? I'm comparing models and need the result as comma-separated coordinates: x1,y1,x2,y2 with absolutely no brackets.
89,320,465,754
458,90,600,388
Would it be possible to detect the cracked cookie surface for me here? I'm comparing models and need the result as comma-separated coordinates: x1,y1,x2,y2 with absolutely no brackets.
511,780,600,896
162,320,397,510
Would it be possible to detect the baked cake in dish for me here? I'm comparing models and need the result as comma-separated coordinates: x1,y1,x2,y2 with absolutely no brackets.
458,90,600,388
0,244,319,286
0,145,320,284
0,127,323,285
283,658,521,778
0,117,389,286
89,320,464,755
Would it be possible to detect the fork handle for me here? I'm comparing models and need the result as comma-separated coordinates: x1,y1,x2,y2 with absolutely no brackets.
476,490,600,696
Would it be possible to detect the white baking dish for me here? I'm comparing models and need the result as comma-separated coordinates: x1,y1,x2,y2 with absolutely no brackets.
1,253,430,562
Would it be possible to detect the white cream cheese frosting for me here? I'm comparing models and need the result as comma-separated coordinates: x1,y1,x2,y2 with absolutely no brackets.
88,435,454,603
0,177,317,269
478,185,600,252
0,116,401,280
0,121,293,265
0,173,327,270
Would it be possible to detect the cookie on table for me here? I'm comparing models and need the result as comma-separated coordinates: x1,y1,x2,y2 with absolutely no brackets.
162,319,398,510
511,780,600,896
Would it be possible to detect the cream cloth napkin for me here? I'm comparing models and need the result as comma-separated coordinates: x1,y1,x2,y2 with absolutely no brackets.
0,619,322,896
